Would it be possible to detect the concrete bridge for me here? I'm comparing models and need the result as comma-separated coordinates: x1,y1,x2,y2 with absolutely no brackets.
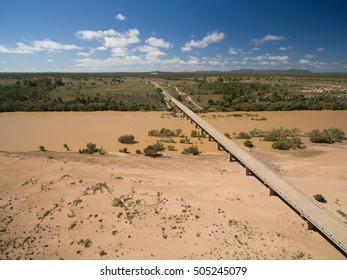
152,81,347,256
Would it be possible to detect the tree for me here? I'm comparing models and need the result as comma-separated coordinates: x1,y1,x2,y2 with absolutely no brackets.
63,144,70,151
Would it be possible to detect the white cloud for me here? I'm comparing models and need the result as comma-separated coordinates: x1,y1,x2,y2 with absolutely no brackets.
137,45,166,60
228,47,242,55
115,14,126,21
304,54,315,59
279,46,292,51
145,37,172,48
0,39,81,54
251,47,260,51
251,34,287,45
316,47,325,52
181,31,225,52
299,59,311,64
76,29,119,40
78,52,91,57
77,28,140,58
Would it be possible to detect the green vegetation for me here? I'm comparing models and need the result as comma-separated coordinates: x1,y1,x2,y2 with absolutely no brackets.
119,147,129,153
118,134,136,144
79,142,105,154
63,144,70,151
235,131,251,139
182,145,201,156
272,137,303,150
313,194,327,203
112,198,124,207
143,142,165,157
308,127,345,143
2,72,347,112
0,74,166,112
336,210,347,218
148,128,182,137
243,140,254,148
172,73,347,111
167,145,176,151
39,145,46,152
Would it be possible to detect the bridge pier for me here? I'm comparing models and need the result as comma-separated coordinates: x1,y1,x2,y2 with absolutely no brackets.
208,135,212,141
269,188,276,196
228,153,236,162
245,167,252,176
306,220,315,231
195,123,199,129
217,143,222,150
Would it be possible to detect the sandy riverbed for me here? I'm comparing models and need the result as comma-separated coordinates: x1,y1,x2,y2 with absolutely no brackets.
0,111,346,259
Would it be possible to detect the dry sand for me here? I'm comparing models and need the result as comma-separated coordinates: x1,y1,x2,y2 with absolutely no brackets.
0,111,346,260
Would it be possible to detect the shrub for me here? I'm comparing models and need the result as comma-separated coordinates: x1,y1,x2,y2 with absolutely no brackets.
182,145,201,156
39,145,46,152
191,130,198,138
313,194,327,203
167,145,176,151
272,137,303,150
235,131,251,139
179,137,191,144
79,142,104,154
224,132,231,139
135,149,142,154
63,144,70,151
112,198,124,207
148,128,182,137
263,127,290,141
119,147,128,153
118,135,136,144
327,127,345,142
244,140,254,148
143,142,165,157
308,129,333,144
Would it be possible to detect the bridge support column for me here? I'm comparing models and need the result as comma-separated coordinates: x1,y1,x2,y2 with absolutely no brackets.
217,143,222,151
195,123,199,129
306,220,315,231
245,167,252,176
269,188,276,196
208,135,212,141
228,153,235,162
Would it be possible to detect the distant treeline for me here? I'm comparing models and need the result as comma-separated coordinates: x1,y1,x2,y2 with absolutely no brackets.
183,78,347,111
0,76,165,112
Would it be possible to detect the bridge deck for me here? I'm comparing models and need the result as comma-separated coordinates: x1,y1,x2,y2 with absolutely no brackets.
154,82,347,255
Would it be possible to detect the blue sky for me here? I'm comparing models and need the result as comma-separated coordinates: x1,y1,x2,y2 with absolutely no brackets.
0,0,346,72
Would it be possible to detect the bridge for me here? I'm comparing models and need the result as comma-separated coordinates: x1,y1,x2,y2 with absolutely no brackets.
152,81,347,256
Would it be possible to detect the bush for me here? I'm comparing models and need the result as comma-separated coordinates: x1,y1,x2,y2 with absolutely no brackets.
167,145,176,151
235,131,251,139
143,142,165,157
179,137,191,144
224,132,231,139
328,127,345,142
148,128,182,137
135,149,142,154
119,147,128,153
118,135,136,144
191,130,198,138
63,144,70,151
263,127,290,141
313,194,327,203
39,145,46,152
182,145,201,156
244,140,254,148
112,198,124,207
308,129,333,144
79,142,104,154
272,137,303,150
